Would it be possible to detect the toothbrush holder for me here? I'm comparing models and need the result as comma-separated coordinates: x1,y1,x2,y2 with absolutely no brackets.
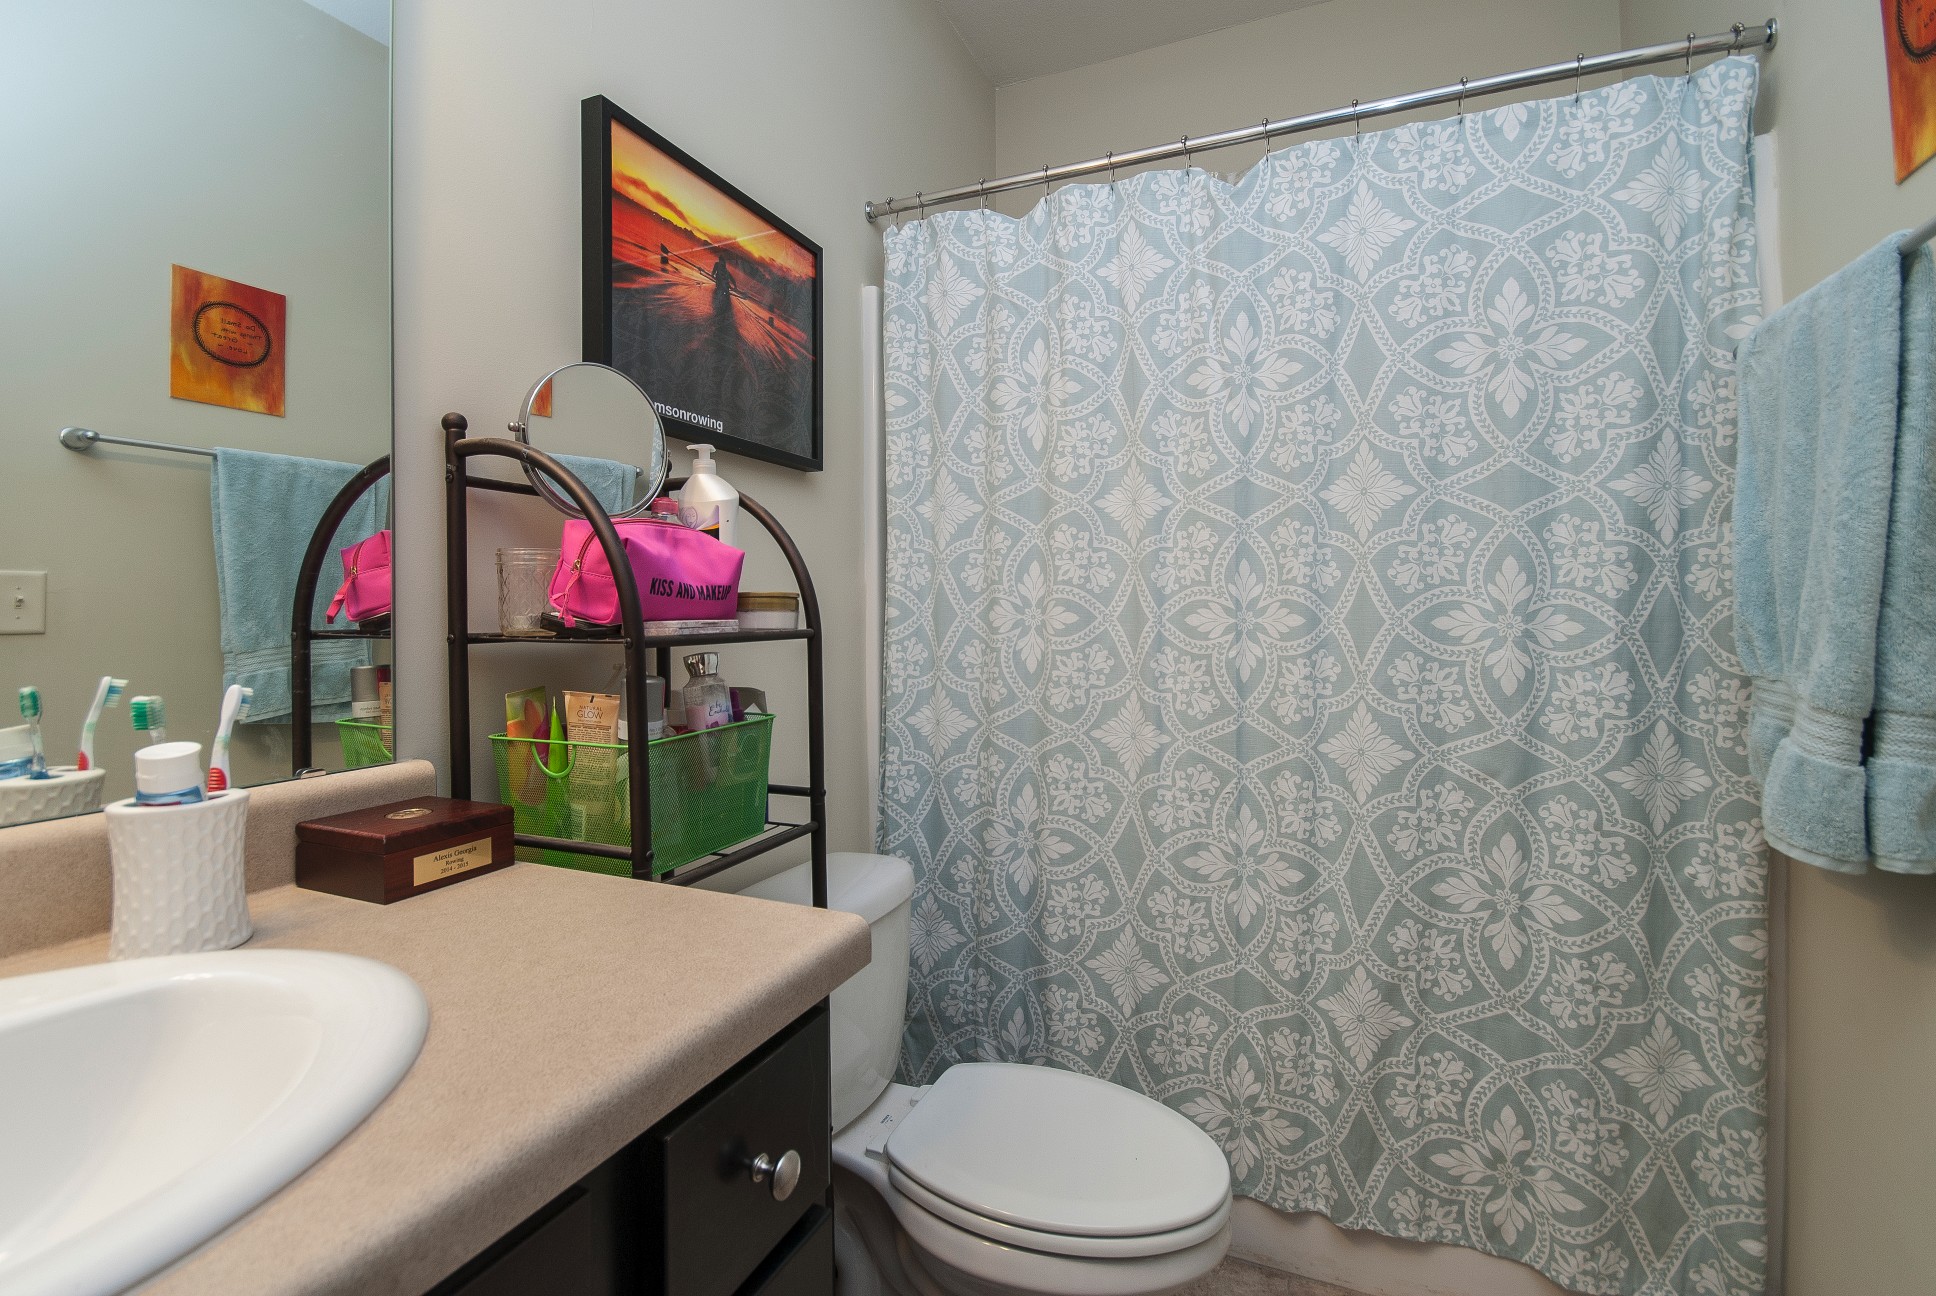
0,766,107,828
105,787,253,960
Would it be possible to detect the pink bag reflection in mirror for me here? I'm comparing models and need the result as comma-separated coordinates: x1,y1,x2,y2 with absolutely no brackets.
327,530,392,623
547,517,745,627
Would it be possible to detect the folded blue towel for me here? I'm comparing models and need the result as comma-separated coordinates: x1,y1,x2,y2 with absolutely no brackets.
1734,234,1936,873
211,449,390,725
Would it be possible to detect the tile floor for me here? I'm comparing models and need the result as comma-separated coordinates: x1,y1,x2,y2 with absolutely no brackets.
1178,1258,1370,1296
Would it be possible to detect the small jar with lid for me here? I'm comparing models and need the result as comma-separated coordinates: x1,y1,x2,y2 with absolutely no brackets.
736,591,800,631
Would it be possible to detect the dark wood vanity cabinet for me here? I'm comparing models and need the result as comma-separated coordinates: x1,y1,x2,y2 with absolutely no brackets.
428,1005,832,1296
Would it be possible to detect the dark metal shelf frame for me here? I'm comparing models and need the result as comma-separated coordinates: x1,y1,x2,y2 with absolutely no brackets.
441,414,829,905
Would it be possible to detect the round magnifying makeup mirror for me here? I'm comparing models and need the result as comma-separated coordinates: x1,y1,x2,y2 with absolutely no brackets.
509,361,669,517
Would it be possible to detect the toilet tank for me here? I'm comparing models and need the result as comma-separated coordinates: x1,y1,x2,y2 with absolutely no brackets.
739,853,914,1130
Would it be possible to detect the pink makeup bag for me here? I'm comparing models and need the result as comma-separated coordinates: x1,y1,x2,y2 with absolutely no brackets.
547,517,744,627
327,529,392,623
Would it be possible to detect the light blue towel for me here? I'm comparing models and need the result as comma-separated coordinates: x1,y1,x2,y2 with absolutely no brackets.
1734,234,1936,873
211,450,390,725
553,454,645,514
1870,248,1936,871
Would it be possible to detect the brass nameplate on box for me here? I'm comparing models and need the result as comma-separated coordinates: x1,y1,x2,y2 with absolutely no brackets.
414,837,494,887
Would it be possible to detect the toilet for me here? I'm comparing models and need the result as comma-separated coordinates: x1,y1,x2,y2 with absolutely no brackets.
740,854,1232,1296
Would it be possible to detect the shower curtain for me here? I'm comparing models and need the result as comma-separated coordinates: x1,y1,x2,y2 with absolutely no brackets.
881,59,1766,1296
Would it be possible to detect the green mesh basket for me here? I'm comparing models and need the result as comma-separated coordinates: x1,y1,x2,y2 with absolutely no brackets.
335,720,393,769
490,713,773,877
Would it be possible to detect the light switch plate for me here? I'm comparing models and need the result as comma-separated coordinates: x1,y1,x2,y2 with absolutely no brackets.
1,571,47,634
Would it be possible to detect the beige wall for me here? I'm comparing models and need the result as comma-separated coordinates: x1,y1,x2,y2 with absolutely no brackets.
0,0,390,801
1619,4,1936,1293
389,0,994,867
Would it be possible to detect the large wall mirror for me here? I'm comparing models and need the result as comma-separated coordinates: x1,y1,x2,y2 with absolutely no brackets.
1,0,393,825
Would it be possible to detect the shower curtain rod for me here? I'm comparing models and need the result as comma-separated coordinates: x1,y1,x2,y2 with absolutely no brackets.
864,19,1777,221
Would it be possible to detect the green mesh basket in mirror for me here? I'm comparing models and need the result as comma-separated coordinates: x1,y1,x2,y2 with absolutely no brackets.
335,721,393,769
489,713,773,877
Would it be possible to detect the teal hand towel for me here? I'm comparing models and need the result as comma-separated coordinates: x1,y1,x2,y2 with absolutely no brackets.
1734,234,1936,873
211,449,391,725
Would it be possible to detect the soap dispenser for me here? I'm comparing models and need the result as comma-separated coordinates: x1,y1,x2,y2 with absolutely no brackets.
678,444,739,549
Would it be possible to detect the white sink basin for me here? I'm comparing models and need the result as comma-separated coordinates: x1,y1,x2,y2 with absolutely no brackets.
0,949,428,1296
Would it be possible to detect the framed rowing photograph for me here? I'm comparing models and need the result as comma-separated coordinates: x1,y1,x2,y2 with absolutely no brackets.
582,95,823,471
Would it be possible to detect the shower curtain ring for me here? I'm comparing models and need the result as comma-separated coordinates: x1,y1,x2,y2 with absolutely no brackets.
1181,135,1193,170
1352,99,1361,137
1107,150,1117,190
1457,77,1467,118
979,179,989,210
1260,118,1272,164
1041,164,1051,199
1574,53,1584,102
916,191,926,219
1684,32,1695,75
1729,21,1745,54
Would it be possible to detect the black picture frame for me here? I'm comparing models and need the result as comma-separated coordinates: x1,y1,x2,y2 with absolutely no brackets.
582,95,824,472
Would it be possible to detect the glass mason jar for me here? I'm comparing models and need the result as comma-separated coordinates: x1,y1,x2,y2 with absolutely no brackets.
496,547,559,636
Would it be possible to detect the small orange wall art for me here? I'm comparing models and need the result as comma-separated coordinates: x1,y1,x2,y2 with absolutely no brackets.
1884,0,1936,181
170,264,286,416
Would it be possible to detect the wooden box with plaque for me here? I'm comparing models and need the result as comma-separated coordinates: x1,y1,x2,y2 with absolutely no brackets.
296,797,514,904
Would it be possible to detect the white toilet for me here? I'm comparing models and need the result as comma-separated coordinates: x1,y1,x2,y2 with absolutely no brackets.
741,854,1232,1296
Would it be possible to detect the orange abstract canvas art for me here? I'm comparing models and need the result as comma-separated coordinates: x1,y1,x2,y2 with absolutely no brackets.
1884,0,1936,181
170,264,286,416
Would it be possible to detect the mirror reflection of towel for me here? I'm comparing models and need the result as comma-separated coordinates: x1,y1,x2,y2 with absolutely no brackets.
211,449,389,724
554,454,643,513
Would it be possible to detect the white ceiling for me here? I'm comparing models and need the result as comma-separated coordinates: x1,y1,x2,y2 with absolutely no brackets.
933,0,1331,85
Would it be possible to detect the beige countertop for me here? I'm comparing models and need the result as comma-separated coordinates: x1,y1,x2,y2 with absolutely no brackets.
0,863,870,1296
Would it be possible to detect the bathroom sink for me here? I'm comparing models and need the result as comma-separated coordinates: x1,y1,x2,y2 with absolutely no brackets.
0,949,428,1296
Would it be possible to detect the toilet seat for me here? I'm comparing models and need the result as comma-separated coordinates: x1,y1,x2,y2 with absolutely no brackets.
885,1182,1233,1296
887,1165,1232,1259
881,1063,1232,1260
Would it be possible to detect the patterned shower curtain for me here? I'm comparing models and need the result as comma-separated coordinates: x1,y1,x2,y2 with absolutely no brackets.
881,59,1766,1296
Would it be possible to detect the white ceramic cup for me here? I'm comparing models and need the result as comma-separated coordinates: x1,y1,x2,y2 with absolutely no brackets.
105,787,252,960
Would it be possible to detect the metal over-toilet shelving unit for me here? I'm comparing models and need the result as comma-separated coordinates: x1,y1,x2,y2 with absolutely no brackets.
439,413,829,907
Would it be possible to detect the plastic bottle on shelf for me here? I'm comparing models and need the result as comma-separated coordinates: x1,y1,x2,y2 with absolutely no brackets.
682,653,733,731
678,444,739,549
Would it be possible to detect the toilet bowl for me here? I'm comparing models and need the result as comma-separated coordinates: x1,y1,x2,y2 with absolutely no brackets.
740,854,1232,1296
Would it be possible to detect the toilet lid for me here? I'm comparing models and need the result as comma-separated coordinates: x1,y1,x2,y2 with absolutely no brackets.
885,1063,1231,1239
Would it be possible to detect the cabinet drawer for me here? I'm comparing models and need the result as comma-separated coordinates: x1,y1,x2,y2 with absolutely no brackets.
641,1005,829,1296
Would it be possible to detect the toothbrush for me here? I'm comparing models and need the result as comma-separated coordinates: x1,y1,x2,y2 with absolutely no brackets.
206,685,252,793
76,675,128,771
17,687,45,776
130,695,167,746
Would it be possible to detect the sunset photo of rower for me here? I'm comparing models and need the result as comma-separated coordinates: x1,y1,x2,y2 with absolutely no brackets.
583,97,822,469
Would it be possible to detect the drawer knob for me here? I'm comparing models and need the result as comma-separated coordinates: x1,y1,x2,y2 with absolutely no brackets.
750,1149,802,1202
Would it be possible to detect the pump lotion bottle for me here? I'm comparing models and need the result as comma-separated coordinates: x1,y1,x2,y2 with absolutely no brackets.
678,444,739,549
